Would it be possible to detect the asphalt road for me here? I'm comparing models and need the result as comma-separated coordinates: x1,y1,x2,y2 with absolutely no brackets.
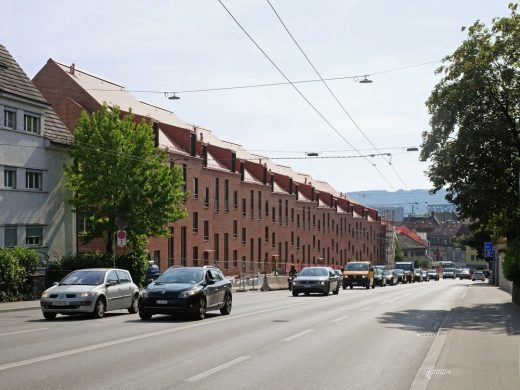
0,279,518,390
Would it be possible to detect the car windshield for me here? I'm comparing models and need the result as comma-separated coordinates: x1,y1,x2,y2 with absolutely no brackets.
428,270,436,273
155,268,204,284
299,268,328,277
346,263,368,271
444,268,455,272
61,270,106,285
395,269,404,274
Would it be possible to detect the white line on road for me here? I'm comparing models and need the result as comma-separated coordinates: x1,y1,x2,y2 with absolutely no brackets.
185,356,250,382
359,307,372,312
0,328,48,337
330,314,350,323
283,329,314,342
0,299,319,372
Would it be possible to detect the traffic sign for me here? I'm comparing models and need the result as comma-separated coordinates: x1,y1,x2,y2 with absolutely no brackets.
484,241,494,258
117,230,127,247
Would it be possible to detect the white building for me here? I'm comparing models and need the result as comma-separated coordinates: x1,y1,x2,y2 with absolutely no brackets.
0,44,74,261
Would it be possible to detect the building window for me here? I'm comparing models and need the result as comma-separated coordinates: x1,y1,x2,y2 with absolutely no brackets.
291,231,294,245
233,191,238,209
265,226,269,242
233,250,238,268
25,225,42,246
203,221,209,240
297,236,300,249
233,220,238,238
182,164,187,194
265,201,269,217
153,250,160,262
272,232,275,248
241,227,246,244
4,108,16,129
214,177,219,211
285,200,289,225
203,187,209,207
250,190,254,219
258,191,262,219
193,177,199,198
271,207,275,223
4,226,17,247
223,233,229,269
278,199,282,224
24,113,41,134
224,179,229,211
26,170,42,190
4,167,16,189
180,226,187,266
192,212,198,232
192,246,199,267
291,208,294,222
242,198,246,216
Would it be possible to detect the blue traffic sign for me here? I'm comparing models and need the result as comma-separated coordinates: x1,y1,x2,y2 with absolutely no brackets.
484,242,494,258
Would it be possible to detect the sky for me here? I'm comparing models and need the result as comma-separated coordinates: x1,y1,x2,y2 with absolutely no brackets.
1,0,513,193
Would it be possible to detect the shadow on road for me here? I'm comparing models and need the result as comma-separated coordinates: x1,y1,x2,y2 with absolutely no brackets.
377,286,520,336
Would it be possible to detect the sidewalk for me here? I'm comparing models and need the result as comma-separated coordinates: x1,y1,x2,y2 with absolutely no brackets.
0,299,40,313
414,283,520,390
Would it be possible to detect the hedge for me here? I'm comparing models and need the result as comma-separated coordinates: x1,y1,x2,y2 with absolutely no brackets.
0,247,40,302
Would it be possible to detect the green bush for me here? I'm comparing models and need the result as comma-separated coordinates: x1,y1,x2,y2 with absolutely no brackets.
0,247,40,302
503,238,520,283
50,251,148,287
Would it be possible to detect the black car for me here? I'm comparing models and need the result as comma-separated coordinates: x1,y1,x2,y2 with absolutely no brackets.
374,268,386,287
394,269,406,284
291,267,340,296
138,266,232,320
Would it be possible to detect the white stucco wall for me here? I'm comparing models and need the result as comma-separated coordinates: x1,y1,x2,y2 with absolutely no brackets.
0,99,75,261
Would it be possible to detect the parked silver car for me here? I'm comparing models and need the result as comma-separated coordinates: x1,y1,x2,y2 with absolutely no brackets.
40,268,140,319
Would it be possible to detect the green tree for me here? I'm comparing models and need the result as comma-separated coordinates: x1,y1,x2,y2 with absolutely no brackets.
421,3,520,243
65,104,187,254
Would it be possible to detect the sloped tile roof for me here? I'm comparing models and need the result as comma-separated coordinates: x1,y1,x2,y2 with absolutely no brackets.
0,45,47,104
0,45,72,145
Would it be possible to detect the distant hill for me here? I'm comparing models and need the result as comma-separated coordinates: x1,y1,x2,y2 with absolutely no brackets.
346,189,452,216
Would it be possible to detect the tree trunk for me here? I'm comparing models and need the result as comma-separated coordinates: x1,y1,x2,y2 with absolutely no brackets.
513,281,520,305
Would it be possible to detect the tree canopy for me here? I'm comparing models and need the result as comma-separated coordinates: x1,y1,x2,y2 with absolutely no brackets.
421,3,520,241
65,104,187,254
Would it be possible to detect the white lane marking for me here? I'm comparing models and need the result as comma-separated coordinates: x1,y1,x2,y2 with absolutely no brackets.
0,299,317,371
360,307,372,312
0,328,48,337
330,314,350,323
518,343,520,378
185,356,250,382
283,329,314,342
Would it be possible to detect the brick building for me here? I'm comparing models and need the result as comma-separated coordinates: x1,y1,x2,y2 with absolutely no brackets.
33,59,388,276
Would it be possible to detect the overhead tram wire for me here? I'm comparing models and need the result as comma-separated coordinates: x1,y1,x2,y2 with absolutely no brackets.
265,0,421,203
216,0,396,190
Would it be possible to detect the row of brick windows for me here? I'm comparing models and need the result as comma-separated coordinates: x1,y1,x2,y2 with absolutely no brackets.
188,173,378,241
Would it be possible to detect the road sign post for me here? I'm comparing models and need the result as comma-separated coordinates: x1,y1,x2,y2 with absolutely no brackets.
117,230,127,247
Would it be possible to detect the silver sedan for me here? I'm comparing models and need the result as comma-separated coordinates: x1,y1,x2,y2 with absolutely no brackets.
40,268,140,319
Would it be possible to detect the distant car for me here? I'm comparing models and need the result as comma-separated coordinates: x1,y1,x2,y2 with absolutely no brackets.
460,269,471,280
443,268,456,279
455,269,462,278
374,268,386,287
333,269,343,283
292,267,340,296
384,269,398,286
472,271,485,281
394,269,406,284
40,268,140,320
413,269,424,282
421,270,429,282
427,269,439,281
139,266,232,320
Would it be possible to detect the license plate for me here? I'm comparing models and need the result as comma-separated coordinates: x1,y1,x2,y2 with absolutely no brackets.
54,301,69,306
156,300,168,304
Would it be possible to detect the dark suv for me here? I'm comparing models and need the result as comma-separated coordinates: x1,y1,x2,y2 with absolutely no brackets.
138,266,232,320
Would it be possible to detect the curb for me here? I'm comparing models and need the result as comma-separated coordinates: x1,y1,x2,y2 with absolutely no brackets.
0,305,40,313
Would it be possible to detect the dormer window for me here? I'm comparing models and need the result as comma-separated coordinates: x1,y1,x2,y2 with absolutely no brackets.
24,113,41,134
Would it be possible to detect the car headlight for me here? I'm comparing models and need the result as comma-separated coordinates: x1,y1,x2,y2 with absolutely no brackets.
79,291,95,298
362,275,367,278
317,281,325,285
41,291,49,298
179,288,202,298
141,290,149,298
293,281,299,285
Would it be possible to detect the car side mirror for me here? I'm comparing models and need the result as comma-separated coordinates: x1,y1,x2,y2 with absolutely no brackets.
106,280,117,287
53,282,59,286
206,279,215,285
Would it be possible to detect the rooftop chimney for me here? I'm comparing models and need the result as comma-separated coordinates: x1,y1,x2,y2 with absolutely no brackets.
70,63,75,75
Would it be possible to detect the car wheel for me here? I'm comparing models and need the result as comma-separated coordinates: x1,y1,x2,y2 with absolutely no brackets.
194,297,207,320
292,290,299,297
139,310,152,320
371,281,376,289
304,292,310,296
333,284,340,295
128,294,139,314
43,312,56,320
349,286,353,289
220,293,232,315
92,297,106,319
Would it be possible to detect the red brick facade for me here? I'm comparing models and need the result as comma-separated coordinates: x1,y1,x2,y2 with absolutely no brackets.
33,60,389,277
